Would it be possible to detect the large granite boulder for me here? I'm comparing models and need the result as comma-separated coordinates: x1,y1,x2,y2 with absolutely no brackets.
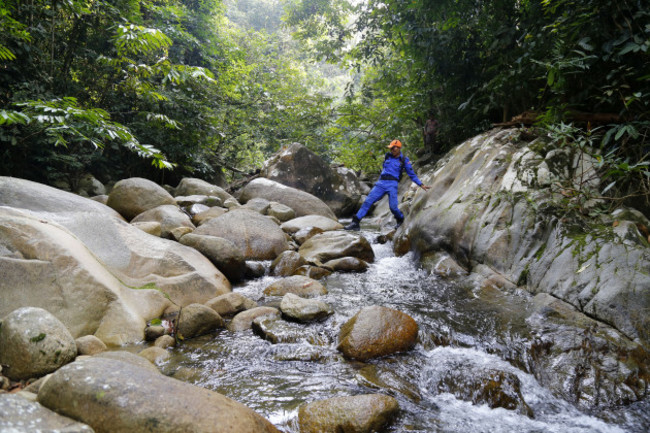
393,128,650,346
338,306,418,361
193,208,291,260
0,177,230,345
0,307,77,380
259,142,366,216
106,177,176,220
299,231,374,263
298,394,399,433
37,356,281,433
239,178,337,220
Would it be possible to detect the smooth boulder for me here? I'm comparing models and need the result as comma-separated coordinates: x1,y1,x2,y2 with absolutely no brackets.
280,293,333,322
106,177,176,221
228,307,281,332
337,306,418,361
280,215,343,234
239,178,336,220
299,231,375,263
193,208,291,260
177,303,225,339
37,356,281,433
298,394,399,433
0,307,77,380
263,276,327,298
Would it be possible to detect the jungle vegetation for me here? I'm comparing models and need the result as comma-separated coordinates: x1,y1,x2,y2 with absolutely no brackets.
1,0,648,210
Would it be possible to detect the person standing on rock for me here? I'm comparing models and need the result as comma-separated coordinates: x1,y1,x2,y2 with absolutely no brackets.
345,139,430,231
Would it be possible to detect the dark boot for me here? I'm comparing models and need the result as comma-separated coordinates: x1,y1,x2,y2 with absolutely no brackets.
345,216,361,231
394,217,404,229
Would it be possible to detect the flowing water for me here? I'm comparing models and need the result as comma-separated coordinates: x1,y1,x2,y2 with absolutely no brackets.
160,230,649,432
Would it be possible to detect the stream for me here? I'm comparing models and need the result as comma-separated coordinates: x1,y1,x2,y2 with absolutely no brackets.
158,230,649,433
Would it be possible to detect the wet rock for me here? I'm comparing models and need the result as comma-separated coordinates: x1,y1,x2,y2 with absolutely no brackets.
298,394,399,433
177,304,224,340
358,365,421,402
420,252,468,278
293,226,324,245
205,292,258,317
267,202,296,222
252,317,328,345
299,231,375,263
0,393,94,432
244,261,267,279
37,356,281,433
338,306,418,361
193,206,228,226
131,204,195,239
144,325,167,341
193,208,291,260
239,178,337,220
293,265,332,279
280,293,333,322
526,293,650,410
322,256,369,273
270,250,307,276
154,335,176,349
75,335,107,356
107,177,176,221
174,178,235,204
138,346,171,365
263,276,327,298
281,215,343,234
228,307,281,332
180,233,246,282
0,307,77,380
436,368,533,417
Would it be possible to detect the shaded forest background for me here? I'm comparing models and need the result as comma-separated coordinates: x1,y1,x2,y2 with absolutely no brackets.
1,0,648,211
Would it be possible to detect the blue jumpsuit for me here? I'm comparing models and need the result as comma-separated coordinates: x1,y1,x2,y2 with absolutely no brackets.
355,152,424,222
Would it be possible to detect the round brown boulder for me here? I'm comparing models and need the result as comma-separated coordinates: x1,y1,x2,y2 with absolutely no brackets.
0,307,77,380
337,306,418,361
107,177,176,221
177,304,225,340
298,394,399,433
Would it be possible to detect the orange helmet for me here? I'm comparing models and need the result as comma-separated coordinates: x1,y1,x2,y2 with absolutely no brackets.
388,139,402,148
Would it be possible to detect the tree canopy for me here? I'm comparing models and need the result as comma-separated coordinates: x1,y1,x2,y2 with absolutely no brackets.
1,0,648,208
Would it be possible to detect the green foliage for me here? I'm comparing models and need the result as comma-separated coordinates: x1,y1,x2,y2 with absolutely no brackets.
1,0,335,187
